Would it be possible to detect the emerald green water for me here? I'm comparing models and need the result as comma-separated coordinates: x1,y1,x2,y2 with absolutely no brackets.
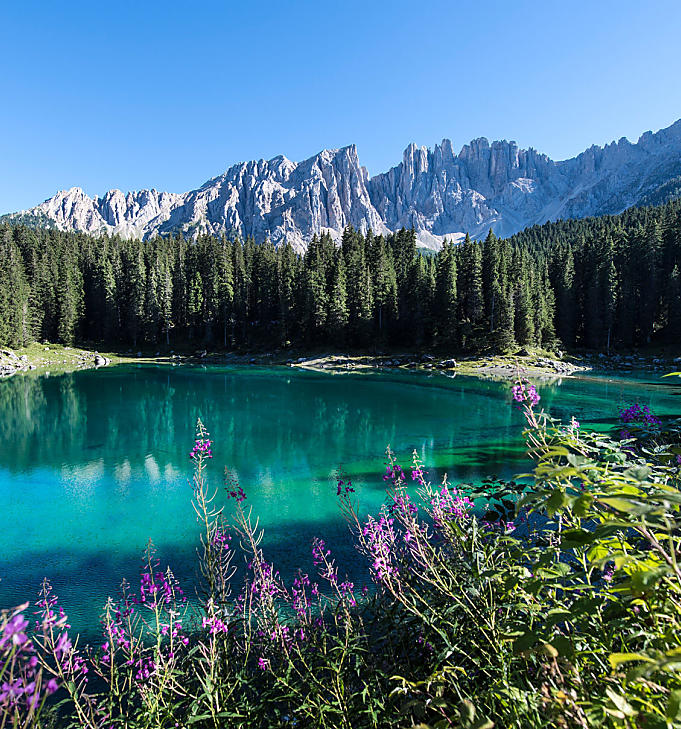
0,364,679,637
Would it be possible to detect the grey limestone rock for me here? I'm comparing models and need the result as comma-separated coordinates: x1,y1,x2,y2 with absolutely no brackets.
5,120,681,251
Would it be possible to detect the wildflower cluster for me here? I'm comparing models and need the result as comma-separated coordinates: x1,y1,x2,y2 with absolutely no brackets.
361,515,398,581
511,380,541,406
336,474,355,497
383,463,406,484
429,484,474,528
0,605,57,720
619,402,661,426
189,437,212,460
225,468,247,502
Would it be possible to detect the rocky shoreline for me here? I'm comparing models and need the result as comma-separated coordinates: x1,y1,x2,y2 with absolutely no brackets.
1,343,679,382
282,352,583,379
0,346,110,378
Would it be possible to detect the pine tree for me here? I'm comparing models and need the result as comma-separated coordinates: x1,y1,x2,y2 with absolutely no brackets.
668,265,681,339
370,235,398,339
481,230,499,332
513,251,535,347
553,243,577,348
0,227,31,347
216,238,234,348
327,252,349,341
277,242,296,346
459,234,484,325
434,239,458,346
123,245,146,347
158,253,174,346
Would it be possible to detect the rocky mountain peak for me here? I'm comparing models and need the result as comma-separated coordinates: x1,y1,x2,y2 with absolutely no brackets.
5,118,681,250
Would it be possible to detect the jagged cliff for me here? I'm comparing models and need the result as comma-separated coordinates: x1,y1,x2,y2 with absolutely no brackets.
5,119,681,250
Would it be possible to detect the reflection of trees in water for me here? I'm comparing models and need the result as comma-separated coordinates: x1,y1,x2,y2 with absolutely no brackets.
0,368,535,482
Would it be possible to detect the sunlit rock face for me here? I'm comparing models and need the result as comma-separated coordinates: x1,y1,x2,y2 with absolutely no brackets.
6,119,681,250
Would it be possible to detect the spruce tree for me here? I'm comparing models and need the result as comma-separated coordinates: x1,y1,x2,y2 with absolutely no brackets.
434,239,458,346
327,252,349,342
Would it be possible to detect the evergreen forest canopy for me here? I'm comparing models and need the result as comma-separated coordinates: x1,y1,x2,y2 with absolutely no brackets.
1,198,680,353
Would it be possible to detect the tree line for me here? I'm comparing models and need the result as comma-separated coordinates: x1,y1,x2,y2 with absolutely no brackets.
1,197,680,352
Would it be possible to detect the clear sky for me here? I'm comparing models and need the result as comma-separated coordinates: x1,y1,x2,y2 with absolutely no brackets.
1,0,680,214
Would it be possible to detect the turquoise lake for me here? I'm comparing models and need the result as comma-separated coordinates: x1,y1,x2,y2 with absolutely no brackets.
0,364,679,637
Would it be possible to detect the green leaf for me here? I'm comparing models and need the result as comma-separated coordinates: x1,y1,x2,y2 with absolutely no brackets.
605,687,637,717
545,489,568,515
667,690,681,721
599,497,645,514
513,631,539,653
608,652,654,669
623,465,651,482
545,609,573,626
561,528,595,546
541,643,559,658
472,720,495,729
573,493,595,517
567,453,588,467
551,635,574,657
630,566,668,592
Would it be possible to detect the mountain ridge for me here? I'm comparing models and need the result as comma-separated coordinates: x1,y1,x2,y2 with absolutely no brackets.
4,120,681,251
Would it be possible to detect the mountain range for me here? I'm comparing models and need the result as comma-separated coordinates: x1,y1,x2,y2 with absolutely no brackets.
4,119,681,251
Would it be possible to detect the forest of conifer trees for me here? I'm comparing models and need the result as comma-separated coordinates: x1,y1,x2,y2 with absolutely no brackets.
0,198,680,353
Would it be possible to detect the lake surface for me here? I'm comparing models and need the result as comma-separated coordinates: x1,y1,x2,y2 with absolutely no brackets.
1,364,679,637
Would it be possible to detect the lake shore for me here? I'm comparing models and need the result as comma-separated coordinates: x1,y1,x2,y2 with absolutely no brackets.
2,342,679,381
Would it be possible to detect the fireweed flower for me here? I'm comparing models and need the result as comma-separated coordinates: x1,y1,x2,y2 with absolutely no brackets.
292,572,312,620
429,485,473,529
511,381,540,407
248,558,283,601
602,565,615,583
383,464,406,484
0,613,29,648
390,491,419,518
225,469,247,502
202,616,230,635
211,527,232,551
339,581,356,607
227,485,247,502
190,437,213,460
311,539,331,567
361,515,398,582
0,604,55,715
311,538,338,584
336,475,355,497
619,403,661,426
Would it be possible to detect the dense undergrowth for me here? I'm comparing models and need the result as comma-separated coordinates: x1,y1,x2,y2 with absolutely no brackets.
2,378,681,728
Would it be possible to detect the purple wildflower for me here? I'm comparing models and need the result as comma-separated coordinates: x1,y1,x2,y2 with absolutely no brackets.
190,437,213,460
0,613,29,649
336,476,355,497
361,515,398,582
512,381,540,407
619,403,661,426
430,485,473,528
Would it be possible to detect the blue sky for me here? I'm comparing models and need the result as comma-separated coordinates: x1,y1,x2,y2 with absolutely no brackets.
1,0,680,214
